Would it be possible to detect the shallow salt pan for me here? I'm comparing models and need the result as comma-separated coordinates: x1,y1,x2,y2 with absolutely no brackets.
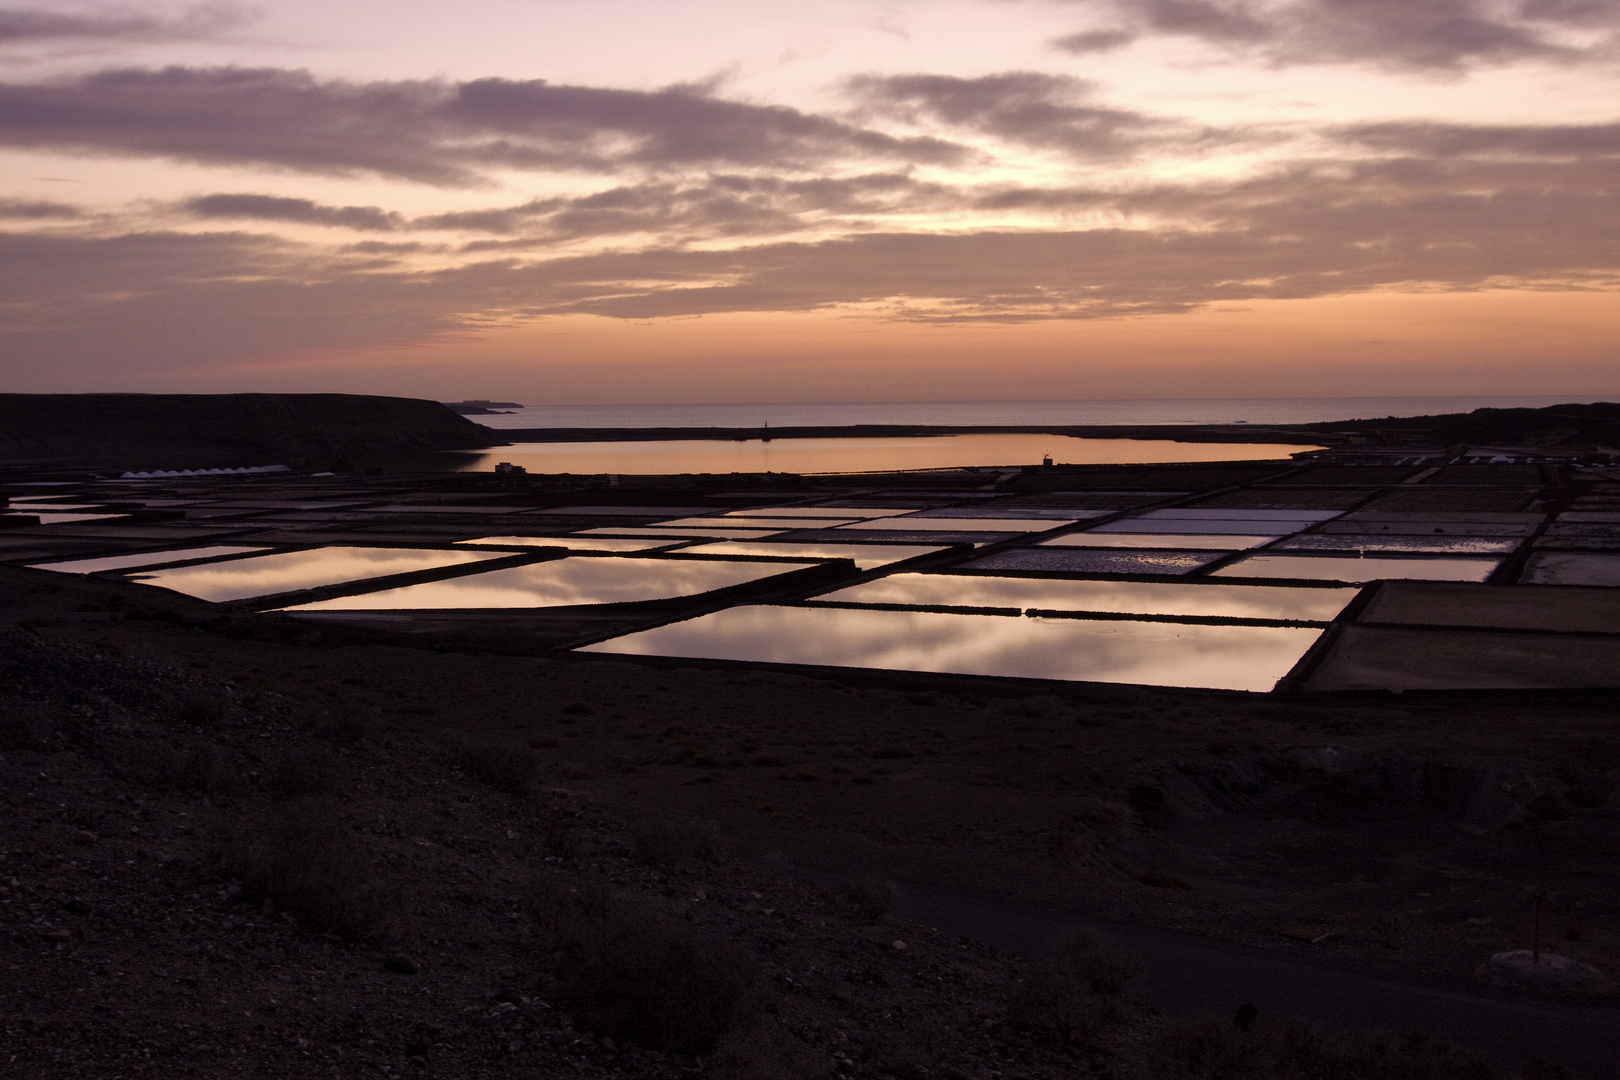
1147,509,1344,522
657,516,860,529
28,545,269,574
966,549,1223,575
675,541,944,570
127,546,507,602
1520,552,1620,587
1089,519,1305,535
576,526,785,540
723,506,916,518
582,606,1323,692
1212,554,1500,584
839,517,1076,533
455,535,680,552
1277,534,1520,555
1040,533,1273,550
279,556,819,611
903,507,1109,520
815,574,1356,622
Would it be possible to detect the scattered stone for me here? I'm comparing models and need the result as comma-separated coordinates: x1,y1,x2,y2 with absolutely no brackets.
1281,926,1336,944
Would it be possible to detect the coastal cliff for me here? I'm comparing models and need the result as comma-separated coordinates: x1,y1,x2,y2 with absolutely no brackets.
0,393,502,469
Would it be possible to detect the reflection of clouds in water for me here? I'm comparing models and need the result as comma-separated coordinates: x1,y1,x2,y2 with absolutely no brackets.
131,547,502,602
283,557,816,610
587,607,1321,692
659,517,860,529
455,536,675,551
847,517,1076,533
681,541,943,570
819,575,1356,622
30,545,268,574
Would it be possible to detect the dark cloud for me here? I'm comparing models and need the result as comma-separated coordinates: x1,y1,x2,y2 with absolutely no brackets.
1051,28,1137,52
1335,119,1620,159
848,72,1176,159
0,196,80,218
1051,0,1618,71
412,199,561,235
3,106,1615,378
4,134,1615,377
0,66,969,186
0,3,248,44
183,193,402,231
412,173,951,241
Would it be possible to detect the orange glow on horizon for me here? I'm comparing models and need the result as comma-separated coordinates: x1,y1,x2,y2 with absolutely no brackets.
207,288,1620,403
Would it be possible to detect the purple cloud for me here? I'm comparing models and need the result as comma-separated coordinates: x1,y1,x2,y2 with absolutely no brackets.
1050,0,1618,71
0,3,249,44
0,66,970,186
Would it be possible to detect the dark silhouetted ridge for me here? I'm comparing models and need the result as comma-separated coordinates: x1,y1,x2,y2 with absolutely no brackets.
0,393,502,468
1305,401,1620,448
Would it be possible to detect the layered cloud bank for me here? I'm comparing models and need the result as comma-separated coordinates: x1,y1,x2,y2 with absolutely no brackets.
0,0,1616,396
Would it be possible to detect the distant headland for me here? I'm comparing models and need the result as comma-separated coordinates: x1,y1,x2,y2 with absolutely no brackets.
0,393,501,470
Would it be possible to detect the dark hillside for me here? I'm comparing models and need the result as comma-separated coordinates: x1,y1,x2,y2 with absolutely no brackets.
1307,401,1620,448
0,393,502,468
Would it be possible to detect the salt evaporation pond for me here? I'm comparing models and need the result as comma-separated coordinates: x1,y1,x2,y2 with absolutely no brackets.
814,574,1358,622
1212,554,1500,583
30,545,269,574
673,541,946,570
126,546,506,602
279,556,819,610
1277,535,1520,555
455,536,681,552
456,434,1320,475
582,606,1323,692
1040,533,1274,550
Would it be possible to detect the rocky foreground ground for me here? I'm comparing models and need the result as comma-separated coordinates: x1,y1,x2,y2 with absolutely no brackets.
2,569,1612,1078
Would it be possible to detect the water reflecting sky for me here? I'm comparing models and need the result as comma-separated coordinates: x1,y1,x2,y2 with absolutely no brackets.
128,546,506,602
659,516,860,529
582,606,1323,692
1212,554,1500,583
675,541,945,570
816,574,1356,621
1089,519,1301,535
724,506,915,518
30,545,268,574
1041,533,1274,550
455,535,679,552
839,517,1077,533
279,556,819,611
457,435,1318,476
577,526,785,540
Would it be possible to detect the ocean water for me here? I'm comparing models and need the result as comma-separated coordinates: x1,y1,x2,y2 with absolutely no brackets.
456,433,1318,475
469,395,1611,430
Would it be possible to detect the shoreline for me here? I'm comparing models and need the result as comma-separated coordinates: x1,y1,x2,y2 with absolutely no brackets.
482,422,1335,445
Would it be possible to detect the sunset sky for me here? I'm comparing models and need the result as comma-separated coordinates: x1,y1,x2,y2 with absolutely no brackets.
1,0,1617,403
